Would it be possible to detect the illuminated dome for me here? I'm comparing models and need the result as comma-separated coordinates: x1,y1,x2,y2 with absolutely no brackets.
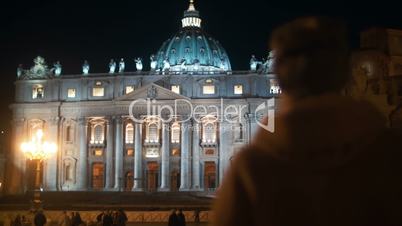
155,0,232,72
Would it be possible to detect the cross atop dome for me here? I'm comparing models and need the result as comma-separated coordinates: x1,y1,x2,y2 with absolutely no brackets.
182,0,202,28
188,0,196,11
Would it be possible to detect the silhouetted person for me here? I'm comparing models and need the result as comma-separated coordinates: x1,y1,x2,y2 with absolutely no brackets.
102,211,113,226
168,209,178,226
213,17,402,226
193,209,200,224
96,211,104,224
34,211,47,226
13,215,22,226
177,209,186,226
72,212,82,226
116,209,127,226
59,211,72,226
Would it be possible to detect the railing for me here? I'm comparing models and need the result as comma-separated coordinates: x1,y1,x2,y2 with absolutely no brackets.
46,70,275,79
200,142,217,147
207,188,217,193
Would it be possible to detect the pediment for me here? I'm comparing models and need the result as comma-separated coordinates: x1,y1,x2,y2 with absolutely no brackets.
116,83,190,101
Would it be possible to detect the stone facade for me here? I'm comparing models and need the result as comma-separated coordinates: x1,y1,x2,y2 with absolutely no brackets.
6,71,277,194
5,1,279,195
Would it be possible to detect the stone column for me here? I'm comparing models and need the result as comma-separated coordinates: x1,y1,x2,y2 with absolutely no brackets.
192,121,201,190
114,117,124,191
159,122,170,191
250,114,258,138
219,121,230,185
77,117,88,190
104,118,114,189
245,113,252,144
133,122,143,191
45,117,59,191
180,120,190,191
6,118,26,194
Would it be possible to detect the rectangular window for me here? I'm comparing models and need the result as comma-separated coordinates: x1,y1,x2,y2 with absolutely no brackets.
203,85,215,95
171,148,180,156
171,85,180,94
234,85,243,95
67,88,76,98
126,149,134,156
92,87,105,97
94,149,103,156
32,85,44,99
125,86,134,94
269,79,281,94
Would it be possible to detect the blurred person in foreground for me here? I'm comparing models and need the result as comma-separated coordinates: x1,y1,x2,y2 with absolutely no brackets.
212,17,402,226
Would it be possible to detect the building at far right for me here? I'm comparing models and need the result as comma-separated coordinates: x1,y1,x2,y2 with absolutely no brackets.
348,28,402,128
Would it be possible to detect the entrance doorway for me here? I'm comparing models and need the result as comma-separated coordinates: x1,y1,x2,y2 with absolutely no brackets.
92,163,104,190
204,161,216,191
125,171,134,191
170,170,180,191
146,162,159,192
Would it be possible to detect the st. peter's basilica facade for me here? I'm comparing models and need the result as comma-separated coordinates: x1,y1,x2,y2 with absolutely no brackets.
5,1,278,194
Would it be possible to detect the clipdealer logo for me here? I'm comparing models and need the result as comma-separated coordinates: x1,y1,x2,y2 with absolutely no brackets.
128,98,275,133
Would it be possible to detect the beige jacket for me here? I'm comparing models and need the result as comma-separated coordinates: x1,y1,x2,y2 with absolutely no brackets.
213,94,402,226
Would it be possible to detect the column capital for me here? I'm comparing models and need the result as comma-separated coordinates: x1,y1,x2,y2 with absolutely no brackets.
77,117,88,126
11,118,26,126
113,116,124,124
47,117,60,125
134,121,143,126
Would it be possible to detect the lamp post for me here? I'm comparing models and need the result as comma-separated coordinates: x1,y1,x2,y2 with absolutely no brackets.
20,129,57,208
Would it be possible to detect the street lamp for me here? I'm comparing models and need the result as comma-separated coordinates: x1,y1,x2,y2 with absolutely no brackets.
20,129,57,208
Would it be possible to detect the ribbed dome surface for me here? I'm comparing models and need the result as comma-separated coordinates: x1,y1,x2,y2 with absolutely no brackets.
156,28,231,72
154,1,231,72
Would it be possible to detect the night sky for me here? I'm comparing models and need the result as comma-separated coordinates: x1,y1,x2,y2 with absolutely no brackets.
0,0,401,141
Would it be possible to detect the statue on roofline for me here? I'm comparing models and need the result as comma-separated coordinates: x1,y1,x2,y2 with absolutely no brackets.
17,64,24,78
162,58,171,74
109,59,116,73
118,58,125,73
53,61,62,76
150,55,157,71
82,60,90,75
135,57,143,71
250,55,259,71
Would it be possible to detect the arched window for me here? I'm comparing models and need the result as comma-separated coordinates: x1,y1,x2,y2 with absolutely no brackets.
147,123,159,143
171,122,180,143
91,124,105,144
203,122,216,143
125,123,134,144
